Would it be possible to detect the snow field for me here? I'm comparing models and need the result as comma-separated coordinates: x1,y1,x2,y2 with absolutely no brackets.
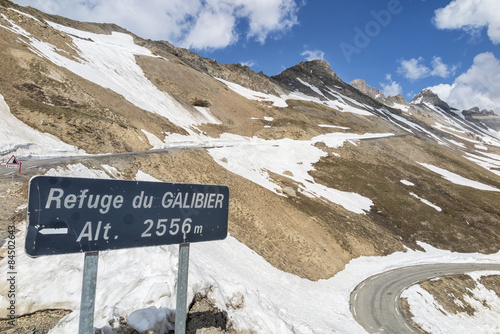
403,272,500,334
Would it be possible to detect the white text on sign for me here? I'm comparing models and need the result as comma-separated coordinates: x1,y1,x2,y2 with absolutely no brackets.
44,188,226,214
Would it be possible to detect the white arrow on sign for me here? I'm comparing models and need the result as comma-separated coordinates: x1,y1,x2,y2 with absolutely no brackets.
39,228,69,235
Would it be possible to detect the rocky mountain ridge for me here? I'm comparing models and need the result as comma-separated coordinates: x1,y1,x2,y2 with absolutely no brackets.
410,88,454,112
350,79,386,101
350,78,500,134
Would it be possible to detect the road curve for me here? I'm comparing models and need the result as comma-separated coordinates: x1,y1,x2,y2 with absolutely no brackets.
350,263,500,333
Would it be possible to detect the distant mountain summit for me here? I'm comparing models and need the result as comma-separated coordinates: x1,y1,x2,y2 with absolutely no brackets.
272,60,341,95
385,94,408,106
410,89,453,113
463,106,497,117
350,79,386,101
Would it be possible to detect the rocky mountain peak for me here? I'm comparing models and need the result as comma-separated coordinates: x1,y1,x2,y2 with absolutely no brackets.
386,94,408,106
272,60,339,85
350,79,386,101
410,88,452,112
270,60,345,99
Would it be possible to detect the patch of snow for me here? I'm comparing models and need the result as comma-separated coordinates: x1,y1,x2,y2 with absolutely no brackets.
475,144,488,151
0,93,85,160
400,180,415,186
8,8,42,22
427,106,500,146
216,78,288,108
136,170,161,182
379,108,449,144
193,106,222,124
208,132,392,214
409,192,442,212
44,163,110,179
403,271,500,333
391,103,410,112
446,139,467,148
101,165,121,178
297,78,325,97
419,162,500,192
411,96,423,105
464,152,500,177
127,306,171,333
141,129,165,149
318,124,351,130
433,123,483,145
217,77,373,116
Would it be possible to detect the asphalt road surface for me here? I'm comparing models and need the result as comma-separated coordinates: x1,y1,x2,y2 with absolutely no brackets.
0,143,230,179
350,263,500,333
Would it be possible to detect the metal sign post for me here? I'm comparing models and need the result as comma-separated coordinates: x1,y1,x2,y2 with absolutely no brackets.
25,176,229,333
79,252,99,334
175,243,190,334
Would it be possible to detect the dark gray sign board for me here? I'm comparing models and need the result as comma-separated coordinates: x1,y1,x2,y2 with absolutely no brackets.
25,176,229,257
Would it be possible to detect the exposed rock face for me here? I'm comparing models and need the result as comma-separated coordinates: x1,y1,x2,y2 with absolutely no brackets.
463,107,500,131
350,79,386,101
463,106,497,116
386,94,408,106
271,60,342,96
410,89,453,112
270,60,387,109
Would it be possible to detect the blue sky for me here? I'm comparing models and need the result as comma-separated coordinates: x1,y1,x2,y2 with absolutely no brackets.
12,0,500,111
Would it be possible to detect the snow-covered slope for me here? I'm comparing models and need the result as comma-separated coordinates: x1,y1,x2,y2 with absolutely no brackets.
0,93,84,158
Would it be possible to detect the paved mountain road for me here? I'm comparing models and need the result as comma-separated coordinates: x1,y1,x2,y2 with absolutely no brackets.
350,263,500,333
0,143,230,179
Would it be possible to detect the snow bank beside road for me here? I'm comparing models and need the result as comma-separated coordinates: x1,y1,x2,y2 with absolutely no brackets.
0,94,84,160
403,271,500,333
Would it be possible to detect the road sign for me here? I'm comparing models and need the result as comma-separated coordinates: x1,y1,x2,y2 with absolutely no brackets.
25,176,229,257
4,154,22,174
6,155,19,165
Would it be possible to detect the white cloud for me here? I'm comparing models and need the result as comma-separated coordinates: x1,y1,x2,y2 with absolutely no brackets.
380,74,402,97
301,49,325,61
428,52,500,112
12,0,300,50
430,56,457,78
240,60,256,67
182,5,238,49
398,56,456,80
428,83,455,102
434,0,500,44
398,57,430,80
239,0,299,43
